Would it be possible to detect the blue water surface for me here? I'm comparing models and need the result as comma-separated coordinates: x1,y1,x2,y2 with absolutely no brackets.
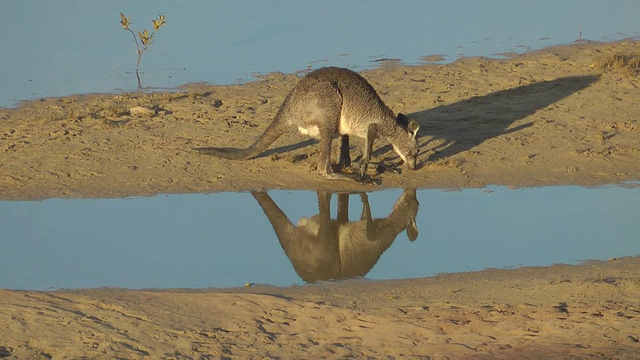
1,1,639,106
0,185,638,290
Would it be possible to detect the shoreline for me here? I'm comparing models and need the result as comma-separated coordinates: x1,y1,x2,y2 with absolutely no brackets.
1,40,639,200
1,256,639,358
1,38,625,110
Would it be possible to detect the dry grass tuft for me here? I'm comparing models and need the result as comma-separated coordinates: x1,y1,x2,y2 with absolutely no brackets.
595,52,640,77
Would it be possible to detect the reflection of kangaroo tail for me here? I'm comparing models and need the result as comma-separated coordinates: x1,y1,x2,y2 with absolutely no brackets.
251,192,295,235
194,118,287,160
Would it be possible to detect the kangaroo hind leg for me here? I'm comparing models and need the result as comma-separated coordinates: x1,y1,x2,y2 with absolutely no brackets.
339,135,351,169
293,81,352,180
317,130,357,180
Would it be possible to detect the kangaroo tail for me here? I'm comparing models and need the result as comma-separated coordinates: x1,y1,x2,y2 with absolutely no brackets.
194,118,288,160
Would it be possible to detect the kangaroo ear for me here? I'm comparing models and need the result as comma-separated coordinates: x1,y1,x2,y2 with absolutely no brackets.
406,218,419,241
407,118,420,138
396,113,409,127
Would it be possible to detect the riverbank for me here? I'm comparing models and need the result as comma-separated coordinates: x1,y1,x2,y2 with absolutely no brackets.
1,40,639,200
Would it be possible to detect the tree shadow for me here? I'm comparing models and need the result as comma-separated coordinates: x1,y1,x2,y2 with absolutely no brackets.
408,75,600,160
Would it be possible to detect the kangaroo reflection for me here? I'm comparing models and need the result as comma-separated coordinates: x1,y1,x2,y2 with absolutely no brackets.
251,189,419,283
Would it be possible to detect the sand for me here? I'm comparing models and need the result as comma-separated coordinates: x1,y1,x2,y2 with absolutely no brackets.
2,258,640,359
1,40,640,358
1,40,639,200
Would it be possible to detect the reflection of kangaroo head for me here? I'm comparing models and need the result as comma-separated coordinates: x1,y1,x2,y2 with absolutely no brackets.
251,189,419,283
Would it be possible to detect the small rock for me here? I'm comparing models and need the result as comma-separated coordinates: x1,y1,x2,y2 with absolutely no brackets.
129,106,156,117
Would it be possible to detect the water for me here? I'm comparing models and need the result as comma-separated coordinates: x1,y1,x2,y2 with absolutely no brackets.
1,185,639,290
2,1,640,107
2,2,639,291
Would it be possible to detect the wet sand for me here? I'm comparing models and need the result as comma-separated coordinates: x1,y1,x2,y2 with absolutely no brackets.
1,40,640,358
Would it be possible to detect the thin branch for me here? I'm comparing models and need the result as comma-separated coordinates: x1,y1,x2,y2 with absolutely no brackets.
120,13,166,89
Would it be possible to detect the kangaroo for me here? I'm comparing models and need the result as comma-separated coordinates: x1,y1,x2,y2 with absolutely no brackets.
251,189,419,283
196,67,420,179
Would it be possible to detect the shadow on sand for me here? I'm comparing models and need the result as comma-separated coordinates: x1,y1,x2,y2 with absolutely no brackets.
409,75,600,160
196,75,599,164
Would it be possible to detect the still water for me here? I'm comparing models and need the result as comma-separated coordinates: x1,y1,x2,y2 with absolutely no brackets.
1,185,638,290
2,3,639,291
2,1,640,107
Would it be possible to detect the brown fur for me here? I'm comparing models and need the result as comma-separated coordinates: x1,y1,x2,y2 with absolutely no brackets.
196,67,420,179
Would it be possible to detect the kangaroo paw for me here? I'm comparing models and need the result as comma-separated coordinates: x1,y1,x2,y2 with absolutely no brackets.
339,155,351,169
359,162,368,179
374,164,402,175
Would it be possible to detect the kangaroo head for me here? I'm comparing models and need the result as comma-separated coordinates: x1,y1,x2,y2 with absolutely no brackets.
391,113,420,170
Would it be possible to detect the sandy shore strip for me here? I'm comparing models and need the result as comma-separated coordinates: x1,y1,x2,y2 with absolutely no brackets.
1,257,639,358
1,40,639,200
